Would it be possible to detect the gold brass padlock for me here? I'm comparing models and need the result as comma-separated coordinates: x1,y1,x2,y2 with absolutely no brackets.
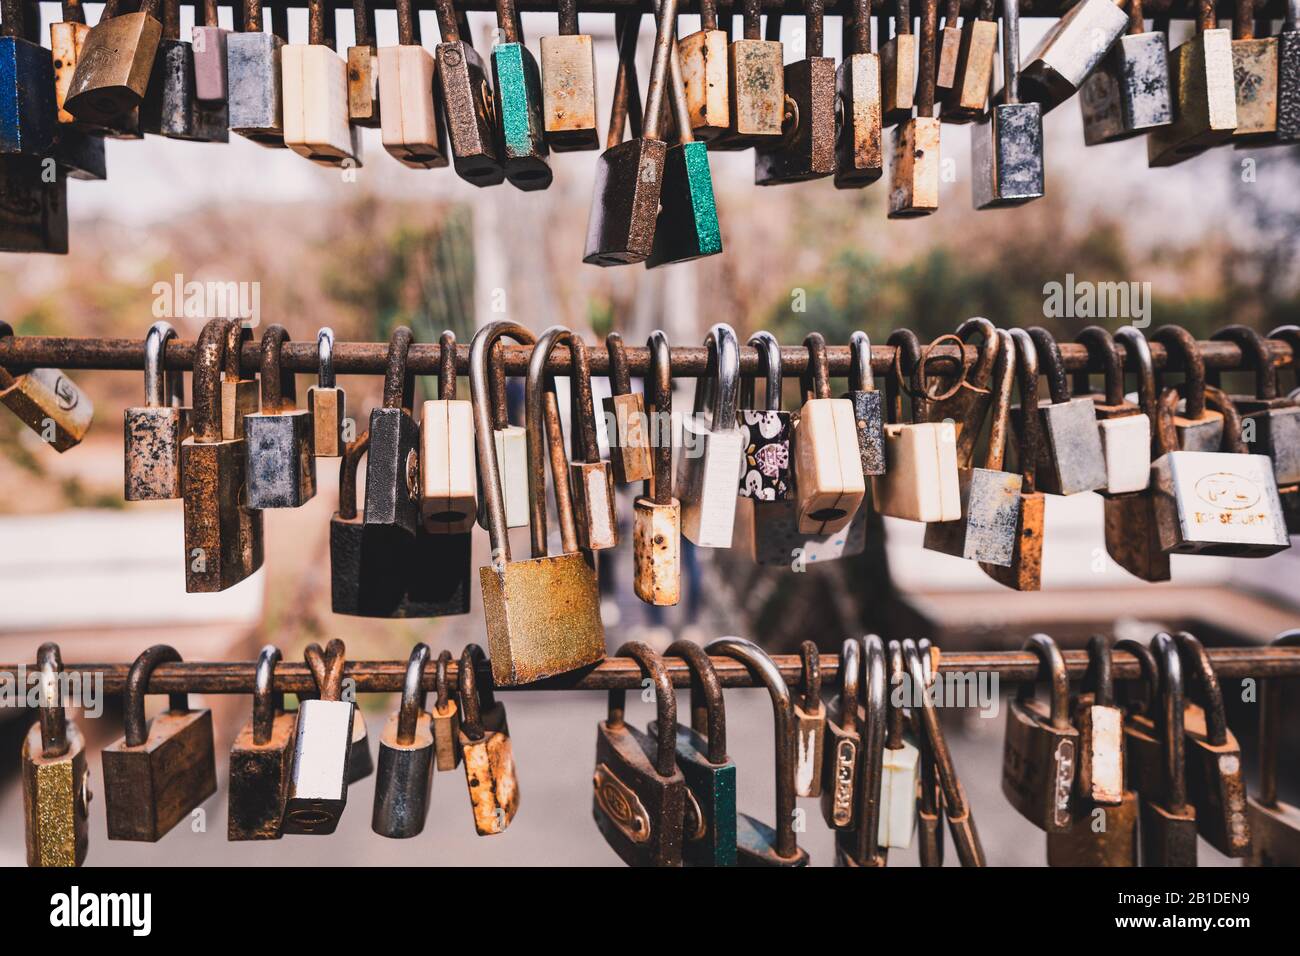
22,643,91,867
63,0,164,126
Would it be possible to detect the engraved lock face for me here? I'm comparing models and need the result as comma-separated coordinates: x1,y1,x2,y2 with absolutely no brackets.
1001,696,1077,833
971,102,1044,209
1080,32,1173,145
64,12,164,125
1150,450,1289,556
593,720,687,867
228,31,286,145
539,33,598,151
833,52,883,188
0,364,91,447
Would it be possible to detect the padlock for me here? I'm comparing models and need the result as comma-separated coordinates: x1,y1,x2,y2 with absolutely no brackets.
434,0,503,185
307,327,346,458
227,0,287,146
1080,0,1173,144
52,1,92,126
677,0,728,140
283,640,354,835
48,1,120,173
1027,327,1108,496
935,0,962,103
539,0,597,150
737,331,794,503
472,321,605,687
1017,0,1127,111
22,643,90,866
835,635,888,867
139,0,229,141
1115,638,1161,795
1148,0,1237,165
821,637,862,830
180,319,263,593
1247,629,1300,865
877,640,919,850
887,0,939,218
351,673,373,785
676,323,744,547
1279,0,1300,141
431,650,462,771
1002,634,1078,833
1136,633,1199,866
1153,323,1224,451
712,0,783,148
64,0,163,126
924,328,1022,566
706,636,810,866
971,0,1044,209
0,0,57,157
792,641,826,799
476,332,532,531
420,330,476,533
634,329,681,606
220,322,258,442
940,0,996,123
346,0,380,127
647,32,721,267
644,640,737,867
245,325,316,509
1229,0,1278,144
567,334,618,550
902,638,943,865
227,645,296,841
981,328,1046,591
0,155,68,254
583,0,674,265
1174,632,1251,857
372,644,436,838
378,0,449,167
879,0,917,127
51,121,107,181
872,330,960,522
603,332,653,484
104,645,217,841
0,323,91,448
191,0,228,102
922,317,1001,469
1211,325,1300,486
125,320,190,501
794,332,865,535
593,642,687,867
754,0,836,184
489,0,549,189
833,0,883,187
282,0,362,165
843,331,886,476
457,644,520,835
1075,325,1151,495
365,326,420,539
1150,381,1289,556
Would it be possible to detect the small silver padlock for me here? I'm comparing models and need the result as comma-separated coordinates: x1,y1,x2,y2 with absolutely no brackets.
1028,326,1108,496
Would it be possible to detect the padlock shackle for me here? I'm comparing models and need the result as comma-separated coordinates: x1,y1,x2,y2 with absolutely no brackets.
252,644,282,746
1269,326,1300,394
894,0,912,34
304,639,346,702
1232,0,1253,35
885,640,906,749
885,328,924,424
856,634,888,862
1126,0,1146,34
470,321,536,567
1152,632,1190,811
1028,327,1072,406
192,319,232,445
143,321,183,409
435,649,454,712
804,0,825,58
124,644,187,747
1082,634,1116,707
567,335,602,465
1008,328,1041,492
848,331,875,393
798,639,821,715
36,642,69,758
741,0,762,38
438,330,457,401
665,641,726,761
1073,326,1125,408
307,0,329,46
1259,629,1300,807
488,339,511,429
848,0,871,54
1114,637,1159,717
241,0,260,32
1016,633,1071,728
693,323,740,430
902,638,978,840
801,332,832,402
647,329,673,505
919,333,974,406
1156,383,1245,455
397,643,431,745
223,321,250,385
557,0,578,35
607,11,644,148
352,0,377,47
641,0,679,141
743,331,783,410
1000,0,1022,104
381,326,415,412
0,0,28,36
1114,327,1159,448
316,327,336,390
61,0,88,26
337,429,370,519
1173,631,1230,746
836,637,861,734
706,636,800,860
526,326,581,560
396,0,419,45
258,324,296,412
432,0,459,41
1152,324,1210,422
667,28,697,145
610,642,678,778
916,0,937,114
606,332,632,397
984,329,1015,473
457,644,497,739
1211,324,1277,400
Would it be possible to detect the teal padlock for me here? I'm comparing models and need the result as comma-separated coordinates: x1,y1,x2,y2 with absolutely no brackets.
490,0,550,190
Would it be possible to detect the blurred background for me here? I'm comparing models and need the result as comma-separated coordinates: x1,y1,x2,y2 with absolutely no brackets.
1,3,1299,866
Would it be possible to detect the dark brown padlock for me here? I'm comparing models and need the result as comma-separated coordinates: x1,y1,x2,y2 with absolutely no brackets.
434,0,503,186
1247,629,1300,866
1138,633,1199,866
64,0,164,125
754,0,836,185
227,644,296,841
1001,633,1077,834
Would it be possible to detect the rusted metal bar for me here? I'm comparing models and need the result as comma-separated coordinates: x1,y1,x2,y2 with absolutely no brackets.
0,335,1292,380
3,647,1297,697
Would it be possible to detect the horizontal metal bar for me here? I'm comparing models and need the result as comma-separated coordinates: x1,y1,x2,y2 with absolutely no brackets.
3,647,1297,697
0,334,1292,380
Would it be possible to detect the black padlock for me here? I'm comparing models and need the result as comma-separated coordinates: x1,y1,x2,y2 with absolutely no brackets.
372,644,436,839
227,645,296,841
365,326,420,539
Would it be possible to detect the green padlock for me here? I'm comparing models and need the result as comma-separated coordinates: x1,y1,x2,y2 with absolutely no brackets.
490,0,550,190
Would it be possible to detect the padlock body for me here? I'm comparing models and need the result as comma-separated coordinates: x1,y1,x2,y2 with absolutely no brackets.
603,392,653,484
633,496,681,605
192,25,229,101
1140,798,1198,866
1231,37,1278,142
0,37,59,157
793,703,825,798
491,41,551,190
593,721,686,867
348,708,373,783
754,56,836,185
378,45,448,168
1240,404,1300,486
365,405,420,536
872,422,960,522
1148,30,1237,166
1017,0,1128,112
679,29,729,140
887,116,939,217
52,21,90,125
1279,28,1300,141
980,491,1044,591
646,720,737,867
477,425,531,529
307,384,345,457
227,31,286,146
1247,797,1300,866
480,552,605,686
1001,698,1077,832
571,460,618,550
227,711,296,841
1035,396,1108,495
125,404,191,500
347,44,380,127
820,716,860,830
583,137,667,266
53,127,107,181
332,515,471,617
722,39,784,145
0,156,68,254
64,12,163,126
141,38,231,141
676,413,744,547
1105,489,1171,581
879,34,916,127
971,101,1044,209
833,52,883,188
283,698,354,835
0,366,92,449
432,700,461,771
1150,450,1288,555
941,18,997,123
647,140,721,267
181,437,264,592
923,465,1022,566
735,496,868,566
420,398,477,533
1076,699,1125,805
878,739,920,849
794,397,866,534
1046,790,1139,866
282,43,362,165
245,408,317,508
436,41,503,185
22,722,90,866
1097,411,1152,494
104,708,217,842
737,408,793,500
1080,32,1172,144
460,705,518,835
1182,707,1251,857
539,33,598,151
844,388,886,475
221,377,259,441
372,710,435,838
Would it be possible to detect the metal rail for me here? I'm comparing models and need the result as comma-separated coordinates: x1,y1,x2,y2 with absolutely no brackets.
5,647,1298,696
0,335,1293,380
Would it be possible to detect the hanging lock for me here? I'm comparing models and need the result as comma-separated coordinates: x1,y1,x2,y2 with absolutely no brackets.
64,0,163,126
346,0,380,127
1247,630,1300,866
282,0,363,166
1001,634,1078,834
1076,325,1152,496
191,0,228,103
457,644,520,835
434,0,503,185
940,0,997,123
834,0,883,187
0,0,57,158
372,644,437,839
125,321,190,500
677,0,729,140
140,0,229,141
1027,327,1108,496
972,0,1044,208
1016,0,1128,111
22,643,91,867
714,0,784,148
603,332,653,485
227,0,288,147
1229,0,1280,145
0,157,68,254
835,635,888,867
1079,0,1173,144
245,325,317,510
677,323,745,548
379,0,449,167
307,327,346,457
490,0,550,190
754,0,837,185
540,0,598,150
432,650,462,771
794,332,865,535
821,638,863,831
888,0,940,217
1279,0,1300,141
1147,0,1237,165
227,645,296,841
567,334,618,551
842,331,886,476
877,641,920,850
880,0,917,127
633,330,681,606
1137,634,1199,866
220,322,258,441
420,330,477,533
738,331,794,504
793,642,826,799
476,332,531,531
1211,325,1300,487
0,322,92,449
365,326,420,540
283,640,354,835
